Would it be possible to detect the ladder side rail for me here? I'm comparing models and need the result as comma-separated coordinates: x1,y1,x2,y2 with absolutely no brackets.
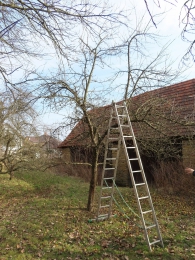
125,106,162,232
114,102,139,189
123,102,146,177
96,106,122,220
116,118,149,237
111,105,123,181
120,102,163,248
122,144,152,246
114,103,149,238
107,140,122,217
96,107,115,219
123,103,163,243
107,117,123,217
123,103,158,202
114,103,143,208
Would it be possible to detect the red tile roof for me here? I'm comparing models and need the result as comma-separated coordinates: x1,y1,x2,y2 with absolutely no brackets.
129,78,195,138
59,79,195,148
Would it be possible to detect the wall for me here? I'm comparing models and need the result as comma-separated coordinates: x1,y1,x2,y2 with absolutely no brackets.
60,147,71,162
59,144,151,186
182,139,195,169
112,145,131,187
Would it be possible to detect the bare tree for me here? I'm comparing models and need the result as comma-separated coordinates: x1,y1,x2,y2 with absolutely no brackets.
40,14,183,211
41,32,114,211
143,0,195,63
0,1,189,212
0,88,40,179
0,0,124,89
113,27,181,99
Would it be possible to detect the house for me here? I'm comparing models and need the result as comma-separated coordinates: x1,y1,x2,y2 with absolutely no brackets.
58,79,195,185
26,133,61,158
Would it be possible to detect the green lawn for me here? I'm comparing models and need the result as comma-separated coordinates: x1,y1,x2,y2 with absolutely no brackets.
0,170,195,259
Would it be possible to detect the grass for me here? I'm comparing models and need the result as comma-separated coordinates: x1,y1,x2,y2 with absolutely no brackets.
0,170,195,259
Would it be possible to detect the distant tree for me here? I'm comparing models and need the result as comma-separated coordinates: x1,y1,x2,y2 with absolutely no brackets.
0,88,39,179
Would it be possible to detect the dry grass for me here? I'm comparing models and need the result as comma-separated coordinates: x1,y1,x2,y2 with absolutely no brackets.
151,161,195,195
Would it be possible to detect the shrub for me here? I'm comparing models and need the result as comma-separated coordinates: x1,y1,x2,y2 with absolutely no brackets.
151,160,195,195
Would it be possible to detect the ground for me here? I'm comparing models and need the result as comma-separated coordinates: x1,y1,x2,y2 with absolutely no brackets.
0,170,195,259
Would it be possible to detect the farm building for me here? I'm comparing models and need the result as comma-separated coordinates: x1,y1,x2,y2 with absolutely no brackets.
58,79,195,185
26,133,61,158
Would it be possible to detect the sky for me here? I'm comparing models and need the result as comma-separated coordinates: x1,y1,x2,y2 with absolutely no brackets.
36,0,195,137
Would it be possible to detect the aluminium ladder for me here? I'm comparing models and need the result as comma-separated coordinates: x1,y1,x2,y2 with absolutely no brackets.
96,101,163,250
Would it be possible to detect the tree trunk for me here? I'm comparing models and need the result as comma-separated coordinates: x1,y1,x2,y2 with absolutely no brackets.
87,148,99,211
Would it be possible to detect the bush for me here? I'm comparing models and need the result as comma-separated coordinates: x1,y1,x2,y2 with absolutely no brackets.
53,164,102,184
151,160,195,195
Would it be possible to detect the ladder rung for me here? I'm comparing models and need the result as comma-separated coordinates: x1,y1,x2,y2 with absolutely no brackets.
118,115,127,117
101,196,112,199
146,224,156,229
139,196,149,200
142,210,152,214
98,214,109,218
100,205,110,208
96,214,116,221
96,215,109,221
135,183,145,186
95,102,163,250
116,105,125,108
149,240,161,246
108,148,118,151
